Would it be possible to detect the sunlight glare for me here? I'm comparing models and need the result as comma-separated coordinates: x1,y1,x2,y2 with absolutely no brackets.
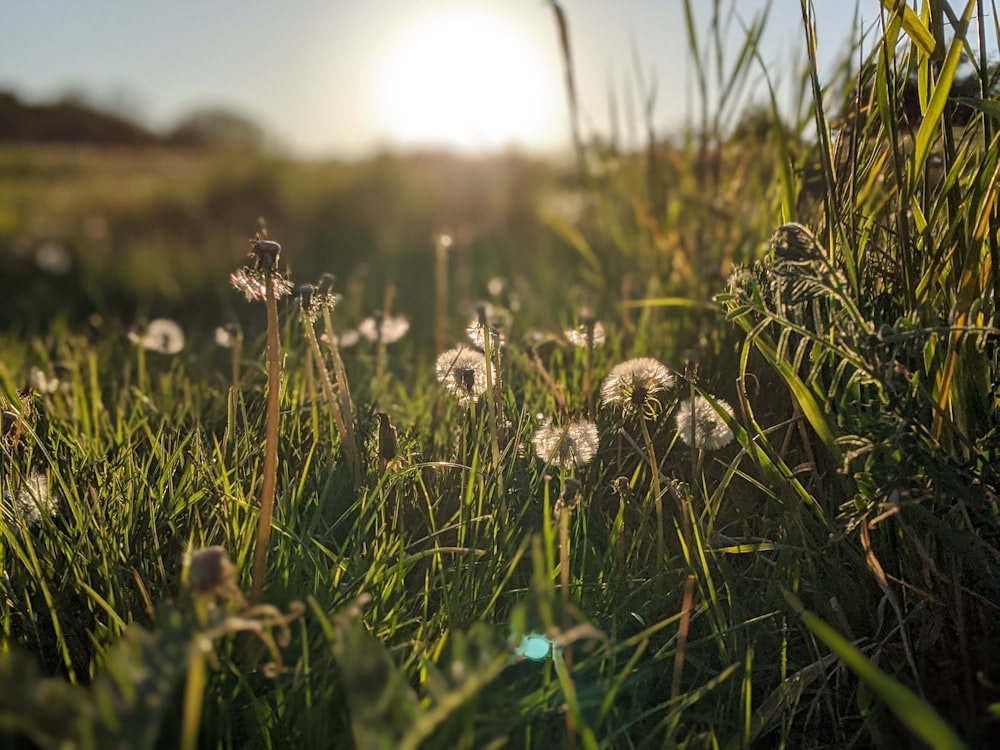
375,10,560,152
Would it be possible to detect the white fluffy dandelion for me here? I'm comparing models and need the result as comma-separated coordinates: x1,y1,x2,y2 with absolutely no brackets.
600,357,676,418
674,394,735,451
230,267,294,302
359,313,410,344
128,318,185,354
435,347,488,405
2,471,59,525
564,321,606,348
531,419,599,469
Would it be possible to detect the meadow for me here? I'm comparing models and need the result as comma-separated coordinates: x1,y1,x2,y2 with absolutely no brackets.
2,3,1000,748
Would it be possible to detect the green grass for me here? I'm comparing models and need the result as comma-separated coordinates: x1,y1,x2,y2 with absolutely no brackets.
3,2,1000,747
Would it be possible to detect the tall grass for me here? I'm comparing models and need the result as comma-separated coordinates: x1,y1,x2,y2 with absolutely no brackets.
1,1,999,747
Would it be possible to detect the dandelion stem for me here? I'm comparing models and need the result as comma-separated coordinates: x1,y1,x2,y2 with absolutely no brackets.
584,323,595,418
136,344,147,394
639,416,665,577
321,307,357,431
250,271,282,604
224,335,242,462
181,649,207,750
303,316,360,483
559,504,571,613
481,317,505,502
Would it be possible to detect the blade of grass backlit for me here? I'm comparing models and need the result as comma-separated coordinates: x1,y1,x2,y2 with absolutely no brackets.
879,0,936,56
911,0,977,181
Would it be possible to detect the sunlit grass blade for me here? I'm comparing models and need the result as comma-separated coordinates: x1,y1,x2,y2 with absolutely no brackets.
879,0,936,56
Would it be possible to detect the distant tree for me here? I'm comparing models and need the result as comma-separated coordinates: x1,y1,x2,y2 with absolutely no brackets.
164,108,268,150
840,56,1000,132
0,90,157,145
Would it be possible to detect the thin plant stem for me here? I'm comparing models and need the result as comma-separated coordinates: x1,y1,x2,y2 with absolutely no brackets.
320,307,357,438
480,316,505,501
583,316,596,418
559,505,571,623
136,344,147,394
224,334,242,462
250,271,282,604
434,234,450,356
639,416,665,575
303,315,360,483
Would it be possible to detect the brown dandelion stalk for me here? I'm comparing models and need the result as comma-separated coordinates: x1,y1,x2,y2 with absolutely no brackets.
304,321,359,481
319,305,357,446
671,573,696,700
250,268,282,604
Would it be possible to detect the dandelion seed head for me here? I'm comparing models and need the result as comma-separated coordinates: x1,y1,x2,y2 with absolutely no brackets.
601,357,675,418
675,395,735,451
565,320,606,348
359,312,410,344
338,329,361,348
215,323,242,349
531,419,599,469
230,267,293,302
2,471,59,526
129,318,185,354
435,346,488,405
28,367,59,394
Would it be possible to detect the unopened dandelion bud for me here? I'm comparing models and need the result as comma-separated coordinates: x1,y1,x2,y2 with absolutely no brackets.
377,412,398,464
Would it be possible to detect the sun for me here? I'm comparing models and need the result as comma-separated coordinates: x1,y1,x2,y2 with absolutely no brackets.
374,9,561,152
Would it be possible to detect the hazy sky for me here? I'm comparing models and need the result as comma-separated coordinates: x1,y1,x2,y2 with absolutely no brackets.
1,1,884,158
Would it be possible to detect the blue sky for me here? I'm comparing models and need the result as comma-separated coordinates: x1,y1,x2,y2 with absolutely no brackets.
0,1,883,158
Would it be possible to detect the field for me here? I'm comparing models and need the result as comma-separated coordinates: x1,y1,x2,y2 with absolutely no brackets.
2,5,1000,749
